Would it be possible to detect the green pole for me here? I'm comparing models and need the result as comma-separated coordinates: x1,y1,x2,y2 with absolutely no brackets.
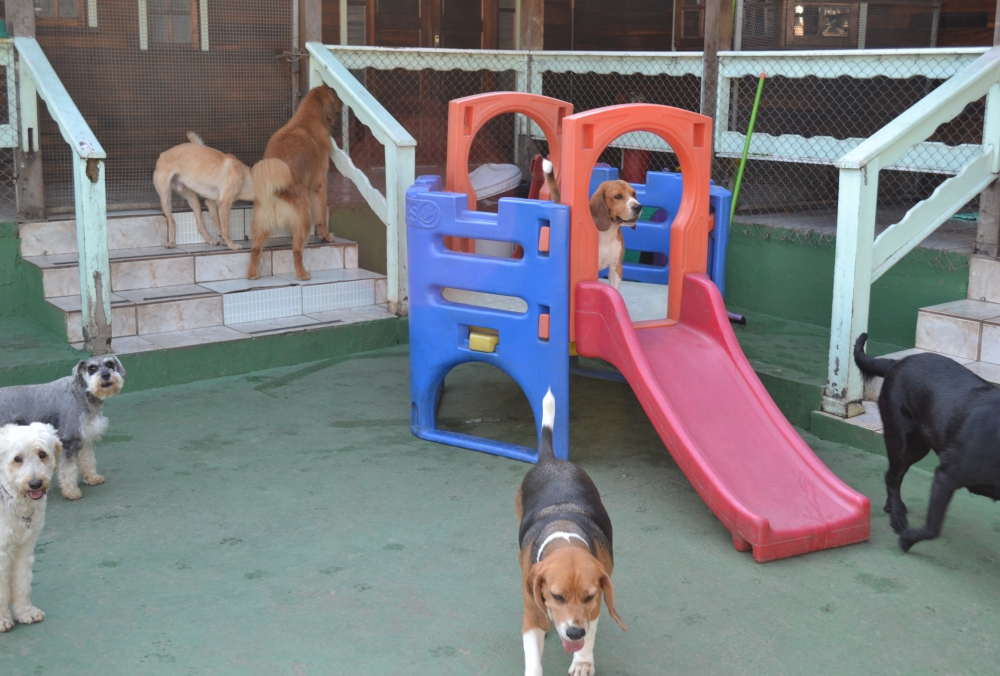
730,71,766,222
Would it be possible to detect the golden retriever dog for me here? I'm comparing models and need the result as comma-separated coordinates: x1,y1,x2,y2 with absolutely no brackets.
247,84,343,281
153,132,252,251
542,159,641,290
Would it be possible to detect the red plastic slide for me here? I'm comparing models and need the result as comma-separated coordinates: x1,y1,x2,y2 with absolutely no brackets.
575,275,871,562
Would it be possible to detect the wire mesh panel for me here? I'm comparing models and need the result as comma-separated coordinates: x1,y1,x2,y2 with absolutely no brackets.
0,40,17,221
35,0,293,212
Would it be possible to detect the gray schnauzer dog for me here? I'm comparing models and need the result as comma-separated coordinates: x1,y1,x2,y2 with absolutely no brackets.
0,356,125,500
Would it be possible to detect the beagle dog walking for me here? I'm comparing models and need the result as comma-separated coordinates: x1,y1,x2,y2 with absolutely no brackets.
542,159,641,290
516,389,626,676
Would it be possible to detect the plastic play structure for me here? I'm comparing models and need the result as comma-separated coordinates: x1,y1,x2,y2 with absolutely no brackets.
406,92,870,562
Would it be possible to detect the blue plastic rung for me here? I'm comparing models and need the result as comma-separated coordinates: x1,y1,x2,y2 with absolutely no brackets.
406,176,571,462
589,167,732,296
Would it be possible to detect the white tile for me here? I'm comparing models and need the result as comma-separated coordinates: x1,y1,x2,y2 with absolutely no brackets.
200,276,298,294
46,292,130,312
107,215,168,250
143,325,248,349
108,246,184,261
109,335,160,354
19,220,77,257
920,298,1000,321
966,360,1000,384
136,296,224,334
276,267,383,285
171,208,246,247
111,256,195,291
271,244,344,275
227,315,325,337
115,284,218,305
302,279,375,314
375,278,387,304
222,285,302,324
615,280,669,322
195,250,270,282
980,322,1000,365
915,312,981,360
969,255,1000,304
843,400,883,432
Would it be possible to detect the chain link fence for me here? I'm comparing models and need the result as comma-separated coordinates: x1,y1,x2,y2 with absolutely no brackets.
0,41,17,222
329,48,987,258
34,0,294,212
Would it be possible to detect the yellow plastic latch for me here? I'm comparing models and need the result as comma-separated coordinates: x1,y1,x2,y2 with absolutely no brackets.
469,327,500,353
569,342,578,357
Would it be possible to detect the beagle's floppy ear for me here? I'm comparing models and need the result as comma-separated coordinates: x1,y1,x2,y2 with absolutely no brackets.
589,184,615,232
600,571,628,631
526,562,551,618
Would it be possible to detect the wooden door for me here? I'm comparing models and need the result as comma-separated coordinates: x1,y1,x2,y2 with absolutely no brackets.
368,0,494,48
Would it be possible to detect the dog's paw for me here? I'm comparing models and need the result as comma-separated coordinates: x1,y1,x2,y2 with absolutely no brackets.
321,233,336,243
13,606,44,625
165,242,176,249
247,272,261,280
83,474,105,486
899,529,922,552
542,158,553,175
226,242,243,251
62,486,83,500
568,658,595,676
0,614,13,632
296,271,312,281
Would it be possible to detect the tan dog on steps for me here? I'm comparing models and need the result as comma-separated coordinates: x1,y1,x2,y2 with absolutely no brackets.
153,132,252,251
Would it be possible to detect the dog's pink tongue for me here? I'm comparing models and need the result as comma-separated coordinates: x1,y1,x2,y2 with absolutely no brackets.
28,490,44,500
561,637,585,653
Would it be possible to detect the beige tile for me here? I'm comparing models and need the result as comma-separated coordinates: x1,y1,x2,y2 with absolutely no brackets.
271,244,344,275
107,215,168,250
915,312,981,360
109,335,160,354
19,220,77,257
143,325,248,349
64,304,137,343
42,266,81,298
375,278,388,304
200,276,297,294
920,298,1000,321
343,243,358,269
111,256,195,291
843,400,883,432
137,296,223,334
966,360,1000,384
115,284,218,305
195,250,270,282
980,322,1000,365
969,255,1000,304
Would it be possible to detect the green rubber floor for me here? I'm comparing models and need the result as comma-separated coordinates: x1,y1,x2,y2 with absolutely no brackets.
2,345,998,675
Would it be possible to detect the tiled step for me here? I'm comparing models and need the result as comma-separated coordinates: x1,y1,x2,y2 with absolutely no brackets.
915,298,1000,364
24,235,357,298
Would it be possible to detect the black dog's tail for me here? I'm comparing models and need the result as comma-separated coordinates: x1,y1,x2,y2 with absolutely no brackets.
854,333,895,380
539,388,556,462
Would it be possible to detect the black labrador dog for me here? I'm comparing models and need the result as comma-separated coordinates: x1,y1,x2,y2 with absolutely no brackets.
855,333,1000,551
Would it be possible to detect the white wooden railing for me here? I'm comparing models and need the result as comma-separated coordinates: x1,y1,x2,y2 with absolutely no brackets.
14,37,111,351
822,46,1000,417
306,42,416,316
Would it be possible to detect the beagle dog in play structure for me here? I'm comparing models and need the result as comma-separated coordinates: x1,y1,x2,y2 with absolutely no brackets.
542,158,641,290
516,389,626,676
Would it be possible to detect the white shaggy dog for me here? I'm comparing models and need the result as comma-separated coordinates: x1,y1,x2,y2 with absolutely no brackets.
0,423,61,632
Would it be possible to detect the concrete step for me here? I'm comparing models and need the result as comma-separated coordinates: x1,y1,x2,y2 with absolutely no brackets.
23,235,358,298
915,298,1000,363
969,254,1000,304
18,207,253,257
50,268,389,349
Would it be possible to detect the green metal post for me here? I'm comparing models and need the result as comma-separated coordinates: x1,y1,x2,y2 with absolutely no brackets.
730,71,766,221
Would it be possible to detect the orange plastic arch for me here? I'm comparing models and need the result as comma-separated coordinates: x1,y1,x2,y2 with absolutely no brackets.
445,93,573,253
558,104,714,339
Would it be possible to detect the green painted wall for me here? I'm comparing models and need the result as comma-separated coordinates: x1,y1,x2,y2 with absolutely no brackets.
0,222,27,318
331,205,387,275
724,223,969,349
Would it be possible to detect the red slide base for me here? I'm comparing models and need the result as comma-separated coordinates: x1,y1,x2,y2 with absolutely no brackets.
575,275,870,562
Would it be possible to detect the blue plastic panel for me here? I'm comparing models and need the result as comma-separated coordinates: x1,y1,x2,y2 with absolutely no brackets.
406,176,571,462
589,167,732,296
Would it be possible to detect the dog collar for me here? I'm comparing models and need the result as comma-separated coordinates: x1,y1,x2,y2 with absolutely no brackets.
536,531,589,563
